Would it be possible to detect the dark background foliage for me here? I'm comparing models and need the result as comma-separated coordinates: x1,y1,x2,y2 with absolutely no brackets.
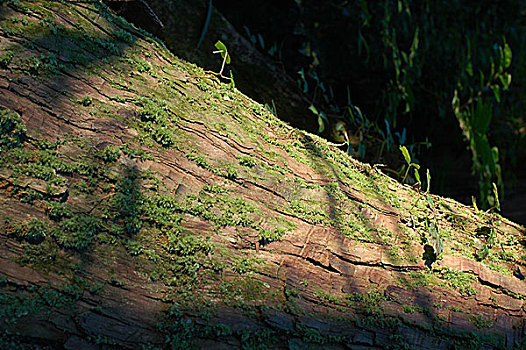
211,0,526,221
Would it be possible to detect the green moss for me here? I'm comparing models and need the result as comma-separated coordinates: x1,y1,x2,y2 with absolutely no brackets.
484,261,512,276
0,108,26,150
0,291,44,325
222,162,238,179
260,161,289,176
136,98,170,123
219,276,271,305
2,2,521,348
470,314,494,328
259,217,295,243
284,286,300,299
182,191,260,229
0,283,77,326
186,152,213,171
94,145,121,163
231,255,263,275
114,29,133,44
8,218,48,244
258,228,282,242
131,98,178,148
396,271,433,290
122,52,155,74
186,152,240,180
402,304,423,313
236,154,257,168
314,288,349,306
0,51,14,68
52,215,102,251
125,240,143,256
202,184,227,194
288,199,328,225
158,306,278,350
434,267,477,296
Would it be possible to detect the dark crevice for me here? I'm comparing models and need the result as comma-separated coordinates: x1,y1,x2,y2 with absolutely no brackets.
476,276,525,300
329,250,424,272
304,256,340,274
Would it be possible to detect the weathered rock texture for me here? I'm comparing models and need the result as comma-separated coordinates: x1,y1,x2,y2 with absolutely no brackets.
0,1,525,349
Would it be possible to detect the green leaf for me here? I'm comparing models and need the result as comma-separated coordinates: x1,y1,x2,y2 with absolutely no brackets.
466,61,473,77
473,133,495,172
492,182,500,211
320,111,328,123
490,60,495,79
309,105,319,115
491,146,499,164
346,106,355,122
414,167,421,184
257,33,265,49
229,70,235,89
426,194,434,209
472,196,479,212
499,73,512,90
451,89,460,115
472,98,492,134
214,40,231,64
503,43,512,68
426,169,431,193
317,115,325,133
492,85,500,103
399,145,411,165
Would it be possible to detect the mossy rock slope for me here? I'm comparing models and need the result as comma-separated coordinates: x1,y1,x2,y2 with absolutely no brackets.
0,1,525,349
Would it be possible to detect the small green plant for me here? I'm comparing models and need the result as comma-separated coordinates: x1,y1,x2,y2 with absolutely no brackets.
474,224,496,262
213,40,230,77
308,104,329,133
264,99,278,117
78,95,93,106
399,145,420,186
109,275,126,287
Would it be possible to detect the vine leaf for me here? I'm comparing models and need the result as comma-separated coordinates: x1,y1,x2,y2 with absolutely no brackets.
214,40,230,64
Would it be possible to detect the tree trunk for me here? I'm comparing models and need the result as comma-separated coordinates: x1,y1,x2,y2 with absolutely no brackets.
0,2,525,349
